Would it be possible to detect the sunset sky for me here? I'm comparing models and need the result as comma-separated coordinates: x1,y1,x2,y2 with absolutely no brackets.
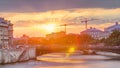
0,0,120,37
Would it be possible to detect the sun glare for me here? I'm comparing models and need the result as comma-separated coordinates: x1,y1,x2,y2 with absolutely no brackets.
68,47,76,53
41,24,56,33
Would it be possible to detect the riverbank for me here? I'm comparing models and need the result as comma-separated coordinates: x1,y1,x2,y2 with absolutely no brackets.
1,52,120,68
0,47,36,64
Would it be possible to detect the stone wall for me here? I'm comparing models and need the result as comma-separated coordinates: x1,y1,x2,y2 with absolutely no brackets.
0,47,36,64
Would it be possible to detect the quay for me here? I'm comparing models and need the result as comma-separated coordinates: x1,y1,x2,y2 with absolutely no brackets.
0,47,36,64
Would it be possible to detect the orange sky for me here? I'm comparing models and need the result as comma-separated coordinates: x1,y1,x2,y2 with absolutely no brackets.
1,8,120,37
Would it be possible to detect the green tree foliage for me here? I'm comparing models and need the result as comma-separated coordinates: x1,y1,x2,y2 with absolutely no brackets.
79,34,95,45
105,30,120,46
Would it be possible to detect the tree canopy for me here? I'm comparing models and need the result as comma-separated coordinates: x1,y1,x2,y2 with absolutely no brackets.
105,30,120,46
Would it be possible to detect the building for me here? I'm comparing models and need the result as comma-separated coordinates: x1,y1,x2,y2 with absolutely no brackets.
0,18,13,48
46,31,66,39
105,22,120,33
80,27,108,39
80,22,120,39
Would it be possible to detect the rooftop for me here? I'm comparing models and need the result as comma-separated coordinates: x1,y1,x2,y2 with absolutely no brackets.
81,27,103,33
0,17,12,26
105,22,120,30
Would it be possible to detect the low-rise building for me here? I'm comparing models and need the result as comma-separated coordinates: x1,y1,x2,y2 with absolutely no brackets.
46,31,66,39
80,22,120,39
80,27,109,40
105,22,120,33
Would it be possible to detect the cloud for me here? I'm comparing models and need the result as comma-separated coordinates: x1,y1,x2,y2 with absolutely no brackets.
0,8,120,36
1,8,120,26
14,20,40,27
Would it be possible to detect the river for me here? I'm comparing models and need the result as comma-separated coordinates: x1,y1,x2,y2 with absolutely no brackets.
0,52,120,68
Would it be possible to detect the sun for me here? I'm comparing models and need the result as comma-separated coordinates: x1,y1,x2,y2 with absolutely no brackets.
42,24,56,32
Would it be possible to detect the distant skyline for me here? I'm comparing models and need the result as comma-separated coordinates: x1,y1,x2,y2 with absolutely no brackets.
0,0,120,37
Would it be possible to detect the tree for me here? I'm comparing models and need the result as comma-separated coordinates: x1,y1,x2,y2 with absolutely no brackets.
79,34,95,45
105,30,120,46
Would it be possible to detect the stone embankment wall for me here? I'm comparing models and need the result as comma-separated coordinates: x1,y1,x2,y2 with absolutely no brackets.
0,47,36,64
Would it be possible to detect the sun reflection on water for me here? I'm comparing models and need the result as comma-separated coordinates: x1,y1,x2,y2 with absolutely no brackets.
66,47,76,57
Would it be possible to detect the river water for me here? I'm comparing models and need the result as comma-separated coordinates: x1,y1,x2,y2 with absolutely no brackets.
0,52,120,68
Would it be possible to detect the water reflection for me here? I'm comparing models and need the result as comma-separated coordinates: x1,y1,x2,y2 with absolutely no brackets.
37,53,113,63
1,53,120,68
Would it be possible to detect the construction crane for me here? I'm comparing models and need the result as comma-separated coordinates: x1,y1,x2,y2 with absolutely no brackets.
63,16,99,30
59,14,74,34
81,18,88,29
60,24,67,34
59,16,99,34
60,23,75,34
80,17,98,29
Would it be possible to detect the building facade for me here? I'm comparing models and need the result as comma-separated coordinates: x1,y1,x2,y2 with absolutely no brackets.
80,22,120,40
0,18,13,48
80,27,109,40
105,22,120,33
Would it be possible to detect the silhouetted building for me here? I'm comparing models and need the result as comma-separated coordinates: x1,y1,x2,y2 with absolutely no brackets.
46,31,66,39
